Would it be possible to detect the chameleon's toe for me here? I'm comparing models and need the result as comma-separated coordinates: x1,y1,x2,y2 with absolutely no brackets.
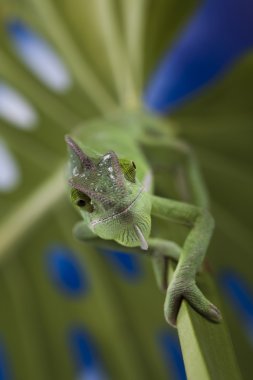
184,283,222,323
164,280,222,328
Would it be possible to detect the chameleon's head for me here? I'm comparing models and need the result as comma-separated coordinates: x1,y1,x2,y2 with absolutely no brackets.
65,136,151,250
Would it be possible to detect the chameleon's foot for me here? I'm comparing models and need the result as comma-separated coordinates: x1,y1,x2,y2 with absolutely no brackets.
164,278,222,327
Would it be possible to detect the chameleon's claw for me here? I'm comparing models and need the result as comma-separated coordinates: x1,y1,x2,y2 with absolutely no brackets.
164,278,222,328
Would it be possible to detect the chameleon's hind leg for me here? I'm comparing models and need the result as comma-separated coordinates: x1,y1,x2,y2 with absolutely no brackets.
173,140,209,208
150,195,221,327
141,137,210,290
141,137,209,208
141,137,220,326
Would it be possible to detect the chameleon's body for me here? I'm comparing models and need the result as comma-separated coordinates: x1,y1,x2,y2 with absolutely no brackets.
65,112,222,327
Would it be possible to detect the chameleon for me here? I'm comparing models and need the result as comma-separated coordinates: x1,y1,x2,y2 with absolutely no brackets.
65,111,222,328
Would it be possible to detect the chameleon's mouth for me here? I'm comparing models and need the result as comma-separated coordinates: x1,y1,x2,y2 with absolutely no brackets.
90,187,144,228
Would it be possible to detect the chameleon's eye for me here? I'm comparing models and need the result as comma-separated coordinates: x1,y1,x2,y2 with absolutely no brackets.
119,159,136,183
76,199,86,207
71,189,94,213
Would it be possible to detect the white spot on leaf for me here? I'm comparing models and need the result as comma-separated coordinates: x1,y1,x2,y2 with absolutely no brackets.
0,83,38,129
0,140,20,191
7,20,72,92
78,369,107,380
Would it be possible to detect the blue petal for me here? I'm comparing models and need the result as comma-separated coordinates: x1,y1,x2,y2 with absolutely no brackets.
0,82,38,129
68,327,107,380
220,270,253,344
157,330,186,380
144,0,253,113
100,249,143,281
0,341,11,380
46,245,89,296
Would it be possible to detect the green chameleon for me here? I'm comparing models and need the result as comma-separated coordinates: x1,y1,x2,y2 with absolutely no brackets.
65,112,222,327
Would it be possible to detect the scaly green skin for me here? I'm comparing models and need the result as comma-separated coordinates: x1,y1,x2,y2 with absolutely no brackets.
65,112,222,327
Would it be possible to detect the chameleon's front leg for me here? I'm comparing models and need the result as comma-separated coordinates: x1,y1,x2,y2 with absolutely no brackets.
151,195,222,327
148,238,181,292
74,220,182,294
73,221,96,240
